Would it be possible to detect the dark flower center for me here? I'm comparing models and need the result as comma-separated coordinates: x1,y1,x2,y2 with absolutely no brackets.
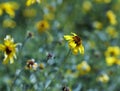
73,36,81,46
110,51,115,56
5,47,12,55
27,61,34,68
40,23,45,28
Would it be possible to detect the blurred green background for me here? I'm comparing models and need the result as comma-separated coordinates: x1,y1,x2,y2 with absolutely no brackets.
0,0,120,91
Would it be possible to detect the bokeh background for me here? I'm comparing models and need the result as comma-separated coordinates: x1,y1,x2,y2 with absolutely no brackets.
0,0,120,91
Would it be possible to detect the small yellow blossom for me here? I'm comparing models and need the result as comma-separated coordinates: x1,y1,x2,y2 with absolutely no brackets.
97,73,109,83
76,61,91,75
25,59,38,70
0,2,19,18
106,57,120,66
39,63,45,69
2,19,16,28
94,0,111,3
93,21,103,30
26,0,41,7
64,33,84,55
23,8,36,18
44,13,55,21
82,1,92,12
106,26,118,38
36,20,50,32
106,10,117,25
105,46,120,57
0,35,19,64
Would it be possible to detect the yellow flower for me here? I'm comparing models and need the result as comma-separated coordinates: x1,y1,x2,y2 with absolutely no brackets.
23,8,37,18
36,20,50,32
39,63,45,69
93,21,103,30
2,19,16,28
105,46,120,57
106,57,120,66
43,13,55,21
94,0,111,3
0,35,19,64
26,0,41,6
82,1,92,12
64,33,84,55
76,61,91,75
106,26,118,38
25,59,38,70
106,10,117,25
0,2,19,18
97,73,109,83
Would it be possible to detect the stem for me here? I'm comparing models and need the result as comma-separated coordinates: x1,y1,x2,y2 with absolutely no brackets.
62,49,71,62
10,68,24,90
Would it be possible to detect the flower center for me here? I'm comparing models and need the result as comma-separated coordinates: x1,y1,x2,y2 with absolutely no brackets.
40,23,45,28
27,61,34,68
110,51,115,56
73,36,81,46
5,47,12,55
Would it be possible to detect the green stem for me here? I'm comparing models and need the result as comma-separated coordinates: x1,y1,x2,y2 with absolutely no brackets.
10,68,24,90
62,49,71,62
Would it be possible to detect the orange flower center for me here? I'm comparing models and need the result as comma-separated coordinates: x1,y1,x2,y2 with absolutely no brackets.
73,36,82,46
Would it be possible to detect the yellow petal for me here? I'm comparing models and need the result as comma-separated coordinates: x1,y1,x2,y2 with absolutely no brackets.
71,32,77,36
79,45,84,54
64,35,73,40
10,57,14,64
0,44,5,51
3,56,9,64
72,48,79,55
69,41,76,49
106,57,115,66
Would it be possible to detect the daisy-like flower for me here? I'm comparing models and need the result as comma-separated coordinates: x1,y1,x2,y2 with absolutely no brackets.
105,46,120,57
0,2,19,18
64,33,84,55
36,20,50,33
25,59,38,70
0,35,19,64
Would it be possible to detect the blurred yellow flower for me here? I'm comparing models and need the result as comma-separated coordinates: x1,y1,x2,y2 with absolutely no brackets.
25,59,38,70
105,46,120,57
44,13,55,21
0,35,19,64
26,0,41,6
0,2,19,18
23,8,37,18
36,20,50,32
76,61,91,75
106,10,117,25
97,73,109,83
39,63,45,69
93,21,103,30
82,1,92,12
106,26,118,38
64,33,84,55
2,19,16,28
106,57,120,66
94,0,111,3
